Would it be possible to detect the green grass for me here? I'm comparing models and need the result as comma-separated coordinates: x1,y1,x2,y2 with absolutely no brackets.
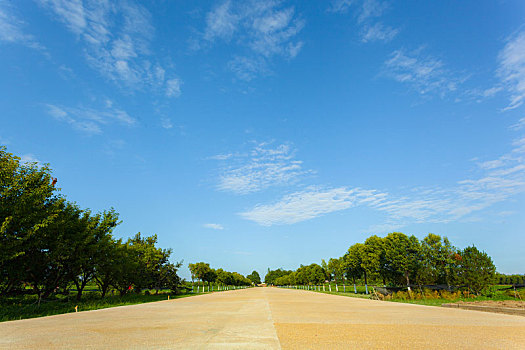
0,290,215,322
281,284,524,307
384,285,524,307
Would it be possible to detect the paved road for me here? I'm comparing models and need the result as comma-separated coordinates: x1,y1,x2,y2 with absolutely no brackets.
1,288,525,349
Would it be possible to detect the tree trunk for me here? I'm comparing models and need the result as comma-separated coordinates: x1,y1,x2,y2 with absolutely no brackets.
101,284,109,298
364,271,368,294
352,276,357,294
74,280,83,301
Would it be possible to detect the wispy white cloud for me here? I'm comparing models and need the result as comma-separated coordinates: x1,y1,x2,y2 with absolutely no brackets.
328,0,354,14
214,142,310,195
0,1,44,50
511,117,525,130
208,153,234,160
160,117,173,129
45,102,136,135
383,48,462,97
498,30,525,110
200,0,304,81
361,22,398,43
203,223,224,230
357,0,388,23
38,0,180,96
329,0,398,45
240,187,385,226
166,78,182,98
241,136,525,226
203,0,238,42
227,56,267,81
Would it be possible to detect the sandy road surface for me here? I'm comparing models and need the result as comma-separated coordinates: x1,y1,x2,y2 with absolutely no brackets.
1,288,524,349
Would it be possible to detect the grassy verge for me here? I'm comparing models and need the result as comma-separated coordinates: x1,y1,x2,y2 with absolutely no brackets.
386,285,524,306
282,285,524,307
0,291,213,322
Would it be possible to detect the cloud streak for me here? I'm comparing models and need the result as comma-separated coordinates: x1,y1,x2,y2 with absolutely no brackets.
329,0,397,43
361,22,398,43
239,187,386,226
45,102,136,135
383,48,462,97
240,136,525,226
203,223,224,230
498,30,525,110
38,0,180,96
200,0,304,81
213,142,310,195
0,1,44,50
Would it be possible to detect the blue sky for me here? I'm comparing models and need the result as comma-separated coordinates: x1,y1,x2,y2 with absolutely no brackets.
1,0,524,279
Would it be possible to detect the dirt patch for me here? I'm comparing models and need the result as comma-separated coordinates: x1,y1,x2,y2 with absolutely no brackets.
456,300,525,309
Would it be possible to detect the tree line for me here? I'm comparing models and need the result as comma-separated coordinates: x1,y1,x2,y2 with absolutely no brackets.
0,147,182,304
267,232,498,295
495,273,525,286
188,262,260,287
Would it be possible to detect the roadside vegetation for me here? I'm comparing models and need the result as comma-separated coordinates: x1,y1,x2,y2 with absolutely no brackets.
0,147,253,322
267,233,524,307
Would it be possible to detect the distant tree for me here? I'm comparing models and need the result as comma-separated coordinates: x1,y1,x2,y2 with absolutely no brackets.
343,243,365,293
110,242,140,296
363,235,390,286
454,246,496,295
328,258,344,284
203,268,217,287
264,269,292,285
384,232,422,289
127,233,172,292
321,259,329,281
247,271,261,284
305,263,325,284
419,233,455,286
216,268,233,286
189,262,213,286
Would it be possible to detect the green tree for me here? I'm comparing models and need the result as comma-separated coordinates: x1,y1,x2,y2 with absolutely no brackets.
0,147,64,295
264,269,292,285
110,242,140,296
384,232,422,289
305,263,325,284
363,235,390,286
127,233,172,292
419,233,455,286
343,243,365,293
93,236,121,297
67,209,120,300
328,258,344,285
454,246,496,295
247,270,261,284
362,236,388,293
189,262,212,287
